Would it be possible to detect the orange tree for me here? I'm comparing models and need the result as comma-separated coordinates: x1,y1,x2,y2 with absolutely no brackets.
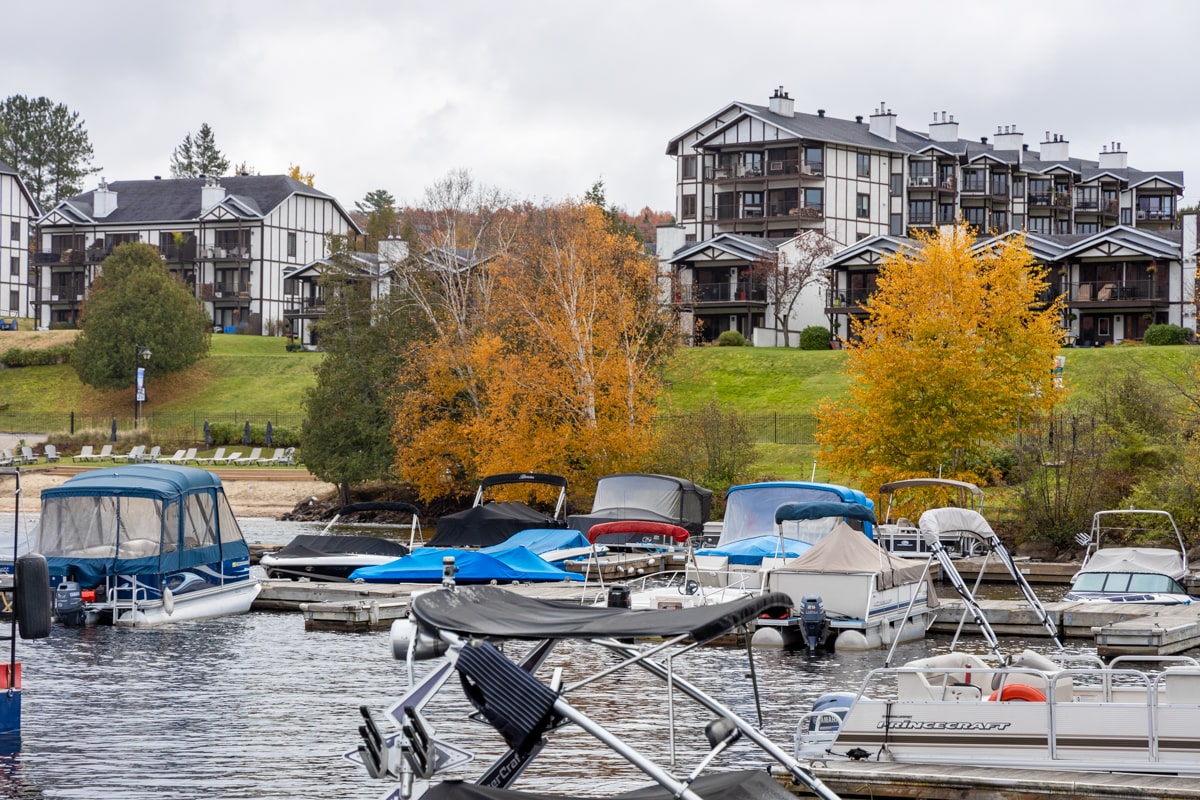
816,223,1064,495
392,200,673,505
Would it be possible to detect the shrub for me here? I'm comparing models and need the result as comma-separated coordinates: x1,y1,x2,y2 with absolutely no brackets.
0,344,74,367
716,330,746,347
799,326,831,350
1144,324,1192,346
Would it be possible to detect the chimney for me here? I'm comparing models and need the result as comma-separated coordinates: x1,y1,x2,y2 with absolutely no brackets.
869,101,897,143
201,175,226,210
817,108,825,117
993,124,1023,152
93,178,117,218
855,115,863,124
929,110,959,143
1098,141,1128,170
1041,132,1070,162
768,86,794,118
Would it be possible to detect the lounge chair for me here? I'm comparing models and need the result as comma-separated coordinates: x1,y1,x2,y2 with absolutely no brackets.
158,448,191,464
276,446,297,466
140,446,162,462
256,448,286,465
233,448,262,466
0,450,13,467
218,451,243,465
43,445,60,462
20,446,38,465
113,445,146,463
72,445,96,462
95,444,114,461
193,448,227,466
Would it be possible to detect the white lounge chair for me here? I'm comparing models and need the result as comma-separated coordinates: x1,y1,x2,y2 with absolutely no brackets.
95,444,113,461
159,448,192,464
219,451,243,465
233,448,262,466
43,445,60,462
140,446,162,462
0,450,13,467
72,445,96,462
193,448,227,466
276,447,297,466
256,448,286,465
20,446,38,465
113,445,145,463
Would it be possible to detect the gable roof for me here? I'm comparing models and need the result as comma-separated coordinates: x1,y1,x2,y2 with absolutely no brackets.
667,233,783,266
38,175,361,232
0,159,41,216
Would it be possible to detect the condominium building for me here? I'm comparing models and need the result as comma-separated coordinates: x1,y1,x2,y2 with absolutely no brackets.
0,160,40,321
662,87,1186,343
34,175,360,334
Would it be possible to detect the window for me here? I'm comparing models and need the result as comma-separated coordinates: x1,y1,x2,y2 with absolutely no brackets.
287,232,297,257
938,204,955,224
1027,216,1051,234
990,173,1008,196
1097,317,1110,337
284,278,298,296
8,291,16,312
804,188,823,215
938,164,955,189
961,169,985,193
681,156,697,180
857,153,870,177
889,213,903,236
1137,195,1174,221
963,207,987,228
9,256,17,277
681,194,696,220
741,192,763,218
909,160,933,186
1012,214,1024,230
9,221,18,241
1076,222,1098,234
890,174,903,197
992,211,1008,232
856,193,870,218
908,200,933,224
1012,176,1024,195
803,145,823,175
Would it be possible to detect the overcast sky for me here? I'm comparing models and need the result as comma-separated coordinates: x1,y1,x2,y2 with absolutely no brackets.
6,0,1200,216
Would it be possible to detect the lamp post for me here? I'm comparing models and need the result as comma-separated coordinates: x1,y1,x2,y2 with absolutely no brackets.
134,345,152,428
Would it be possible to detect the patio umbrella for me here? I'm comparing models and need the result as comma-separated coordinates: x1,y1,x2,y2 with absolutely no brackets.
204,420,212,446
243,420,251,445
265,421,273,447
110,418,117,442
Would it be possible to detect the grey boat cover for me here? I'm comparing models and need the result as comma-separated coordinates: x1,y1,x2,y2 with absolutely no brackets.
917,507,994,543
420,770,795,800
411,585,791,645
567,474,712,537
1077,547,1187,579
771,521,929,592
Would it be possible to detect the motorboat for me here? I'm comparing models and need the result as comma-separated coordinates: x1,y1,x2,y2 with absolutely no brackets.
34,465,261,626
566,473,712,539
348,582,840,800
430,473,567,548
794,515,1200,776
1065,509,1193,604
872,477,986,557
260,501,421,581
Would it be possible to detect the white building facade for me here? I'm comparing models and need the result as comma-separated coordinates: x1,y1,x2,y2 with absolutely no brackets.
0,160,40,321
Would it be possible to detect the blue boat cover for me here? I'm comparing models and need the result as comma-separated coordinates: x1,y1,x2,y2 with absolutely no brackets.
349,546,583,583
480,529,588,559
696,535,813,565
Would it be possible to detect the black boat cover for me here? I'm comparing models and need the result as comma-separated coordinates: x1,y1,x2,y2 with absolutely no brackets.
420,769,795,800
273,534,409,560
431,503,564,548
411,585,792,645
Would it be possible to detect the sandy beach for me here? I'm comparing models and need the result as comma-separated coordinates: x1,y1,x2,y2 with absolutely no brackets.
0,467,336,518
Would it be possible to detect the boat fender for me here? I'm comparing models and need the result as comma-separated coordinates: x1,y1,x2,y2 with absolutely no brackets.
162,587,175,616
987,683,1046,702
15,554,52,640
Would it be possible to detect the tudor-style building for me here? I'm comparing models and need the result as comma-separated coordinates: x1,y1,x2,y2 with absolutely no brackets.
35,175,360,334
662,87,1187,344
0,160,40,321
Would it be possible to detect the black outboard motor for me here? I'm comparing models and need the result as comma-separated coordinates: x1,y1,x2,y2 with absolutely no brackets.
53,580,87,627
607,584,631,608
799,594,829,651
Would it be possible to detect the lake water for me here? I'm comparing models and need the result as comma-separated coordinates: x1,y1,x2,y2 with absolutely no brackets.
0,517,1090,799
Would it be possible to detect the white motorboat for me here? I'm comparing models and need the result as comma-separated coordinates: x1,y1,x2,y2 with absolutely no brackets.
872,477,986,558
1065,509,1193,604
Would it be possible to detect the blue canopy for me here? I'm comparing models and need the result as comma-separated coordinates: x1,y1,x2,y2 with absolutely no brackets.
35,464,250,587
774,501,876,525
349,546,583,583
480,529,589,561
696,535,813,566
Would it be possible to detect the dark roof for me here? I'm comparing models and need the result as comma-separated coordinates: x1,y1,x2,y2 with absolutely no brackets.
47,175,345,226
0,159,16,176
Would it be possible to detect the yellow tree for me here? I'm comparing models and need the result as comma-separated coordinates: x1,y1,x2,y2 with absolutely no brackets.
392,201,673,504
816,223,1064,494
288,164,315,186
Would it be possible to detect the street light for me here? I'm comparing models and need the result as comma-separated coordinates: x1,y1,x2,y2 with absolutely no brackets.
134,345,152,428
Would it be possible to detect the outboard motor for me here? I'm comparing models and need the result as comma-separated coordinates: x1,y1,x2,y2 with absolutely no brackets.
810,692,856,729
799,594,829,651
53,580,87,627
607,584,631,608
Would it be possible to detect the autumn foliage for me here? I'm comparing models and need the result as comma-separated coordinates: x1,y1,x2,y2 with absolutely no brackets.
392,201,674,505
816,223,1064,494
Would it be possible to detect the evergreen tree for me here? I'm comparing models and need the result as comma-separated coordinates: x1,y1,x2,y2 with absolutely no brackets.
170,123,229,178
0,94,97,209
71,243,212,390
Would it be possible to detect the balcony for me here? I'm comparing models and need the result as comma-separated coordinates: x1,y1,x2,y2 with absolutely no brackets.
675,281,767,306
201,245,252,260
1071,279,1166,304
1136,209,1174,222
960,178,988,195
908,175,936,189
909,214,934,226
161,243,199,262
938,176,957,193
200,282,251,300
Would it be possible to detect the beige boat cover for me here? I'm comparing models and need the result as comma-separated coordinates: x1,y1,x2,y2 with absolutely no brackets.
1078,546,1187,579
772,521,930,592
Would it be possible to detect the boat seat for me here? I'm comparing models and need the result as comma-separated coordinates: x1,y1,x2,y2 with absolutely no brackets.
898,653,992,701
694,555,729,587
1164,668,1200,704
998,649,1074,703
116,539,160,559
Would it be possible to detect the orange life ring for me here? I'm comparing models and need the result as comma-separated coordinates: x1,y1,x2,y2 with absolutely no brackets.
987,683,1046,702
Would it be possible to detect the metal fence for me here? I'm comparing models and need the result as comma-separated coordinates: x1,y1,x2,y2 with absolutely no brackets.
0,411,304,438
743,413,818,445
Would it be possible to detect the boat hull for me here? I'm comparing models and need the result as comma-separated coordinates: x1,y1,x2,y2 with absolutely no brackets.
0,663,18,736
259,554,396,582
106,578,261,626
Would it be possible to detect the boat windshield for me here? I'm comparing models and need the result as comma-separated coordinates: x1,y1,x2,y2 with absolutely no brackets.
720,486,847,546
34,495,165,559
1072,572,1187,594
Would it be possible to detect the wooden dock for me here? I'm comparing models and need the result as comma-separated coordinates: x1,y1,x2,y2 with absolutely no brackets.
791,761,1200,799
